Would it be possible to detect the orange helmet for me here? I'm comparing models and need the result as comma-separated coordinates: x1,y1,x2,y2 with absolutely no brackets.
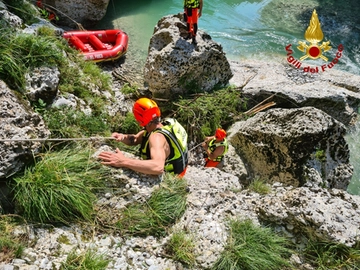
215,128,226,140
133,98,161,127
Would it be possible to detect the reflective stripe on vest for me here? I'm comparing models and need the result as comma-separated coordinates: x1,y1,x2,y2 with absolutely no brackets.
184,0,200,8
208,138,228,162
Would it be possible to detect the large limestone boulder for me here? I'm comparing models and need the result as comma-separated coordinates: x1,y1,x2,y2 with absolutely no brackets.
227,107,353,190
40,0,110,28
144,14,233,98
0,81,50,179
256,186,360,247
229,60,360,126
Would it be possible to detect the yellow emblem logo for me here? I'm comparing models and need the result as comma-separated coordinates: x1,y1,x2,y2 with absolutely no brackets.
297,9,331,61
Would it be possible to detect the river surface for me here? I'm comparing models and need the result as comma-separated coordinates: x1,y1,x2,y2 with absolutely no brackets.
96,0,360,194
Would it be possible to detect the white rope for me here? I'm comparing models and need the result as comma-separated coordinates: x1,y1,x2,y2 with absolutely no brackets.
189,142,204,152
0,137,116,142
0,137,204,152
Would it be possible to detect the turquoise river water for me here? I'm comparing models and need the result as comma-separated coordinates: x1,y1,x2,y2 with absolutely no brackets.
96,0,360,194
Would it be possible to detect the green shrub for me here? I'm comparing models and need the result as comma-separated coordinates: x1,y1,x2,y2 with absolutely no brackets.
0,25,112,116
162,86,247,142
121,83,140,96
114,112,141,135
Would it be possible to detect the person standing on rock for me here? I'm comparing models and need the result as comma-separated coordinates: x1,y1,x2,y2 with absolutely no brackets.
98,98,188,177
202,128,228,169
183,0,203,44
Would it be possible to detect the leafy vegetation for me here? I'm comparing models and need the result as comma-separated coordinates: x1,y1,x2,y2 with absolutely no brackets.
115,174,188,237
111,111,141,135
12,147,112,224
212,219,293,270
60,249,110,270
314,149,327,162
162,86,247,142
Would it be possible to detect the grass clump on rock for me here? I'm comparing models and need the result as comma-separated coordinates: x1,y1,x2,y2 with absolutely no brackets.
60,249,110,270
303,239,360,269
165,229,196,267
116,174,188,237
0,216,26,263
248,178,271,195
12,147,112,224
212,218,293,270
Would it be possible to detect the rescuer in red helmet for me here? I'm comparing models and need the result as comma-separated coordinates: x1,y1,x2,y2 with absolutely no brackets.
202,128,228,169
98,98,188,177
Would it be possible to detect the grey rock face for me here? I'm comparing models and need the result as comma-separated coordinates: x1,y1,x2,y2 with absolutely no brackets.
256,186,360,247
229,60,360,126
25,66,60,103
228,107,353,189
144,14,233,98
43,0,110,28
0,81,50,179
0,7,22,29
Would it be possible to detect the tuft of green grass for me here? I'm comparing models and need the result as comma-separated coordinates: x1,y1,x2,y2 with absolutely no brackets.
303,239,360,269
0,29,66,91
0,216,26,263
248,178,271,195
212,219,293,270
12,147,112,224
60,249,110,270
165,230,196,266
116,174,188,237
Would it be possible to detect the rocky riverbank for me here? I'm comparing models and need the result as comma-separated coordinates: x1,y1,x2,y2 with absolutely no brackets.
2,1,360,269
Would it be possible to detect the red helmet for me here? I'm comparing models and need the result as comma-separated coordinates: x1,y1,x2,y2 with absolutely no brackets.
215,128,226,140
133,98,161,127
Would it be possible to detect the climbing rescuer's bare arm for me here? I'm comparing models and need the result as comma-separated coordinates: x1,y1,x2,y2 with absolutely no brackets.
111,130,144,146
98,132,169,175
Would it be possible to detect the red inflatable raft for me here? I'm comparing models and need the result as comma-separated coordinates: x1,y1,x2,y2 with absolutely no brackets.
63,29,129,62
